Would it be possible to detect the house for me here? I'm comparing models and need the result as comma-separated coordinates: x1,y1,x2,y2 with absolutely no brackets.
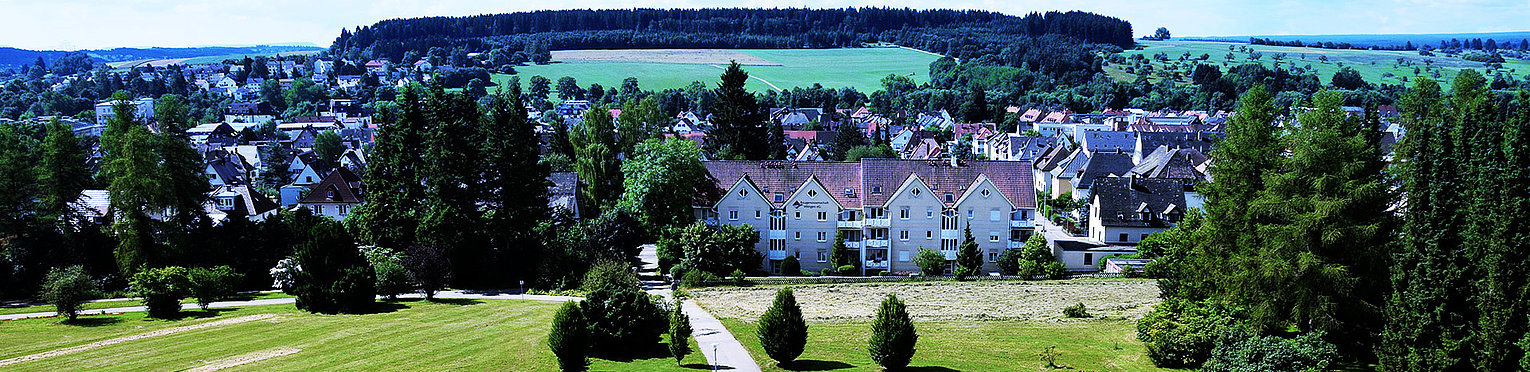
1080,131,1136,156
336,75,363,90
554,100,592,118
298,167,364,220
1102,258,1154,275
1072,150,1134,201
1127,145,1210,209
225,102,278,124
987,134,1060,162
208,185,279,223
1050,239,1138,272
1134,132,1220,163
94,98,156,123
548,172,581,219
204,155,247,187
364,60,390,75
696,159,1038,275
1086,176,1186,245
794,145,826,162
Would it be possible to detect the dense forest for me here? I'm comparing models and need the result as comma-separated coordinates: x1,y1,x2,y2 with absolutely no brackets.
327,8,1133,64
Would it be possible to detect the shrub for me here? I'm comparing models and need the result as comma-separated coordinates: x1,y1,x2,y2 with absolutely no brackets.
869,293,918,369
758,287,808,365
582,284,667,356
668,299,693,366
403,244,450,301
820,268,835,276
131,266,190,319
996,249,1023,275
1017,260,1040,279
730,269,748,286
1202,330,1336,372
548,301,590,372
40,266,96,321
1136,299,1248,368
1063,302,1090,318
680,269,717,287
1039,346,1062,369
836,265,855,274
361,246,411,301
913,248,946,276
187,266,241,310
292,219,375,314
779,255,800,276
581,259,638,292
269,257,298,293
1043,261,1068,280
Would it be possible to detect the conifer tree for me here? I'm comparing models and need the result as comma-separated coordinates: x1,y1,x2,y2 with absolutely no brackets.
869,293,917,369
483,84,551,286
549,301,590,372
0,122,37,237
758,287,808,365
668,299,693,366
954,222,983,280
36,118,90,223
351,85,428,248
417,88,488,286
571,105,624,216
706,62,768,159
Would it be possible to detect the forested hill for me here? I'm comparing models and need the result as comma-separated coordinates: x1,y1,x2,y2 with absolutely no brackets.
327,8,1134,61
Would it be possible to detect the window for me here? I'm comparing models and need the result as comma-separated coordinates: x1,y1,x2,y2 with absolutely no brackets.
729,210,739,220
1085,253,1095,265
339,205,348,215
900,230,909,241
775,193,785,202
966,210,974,219
844,188,855,197
899,207,910,219
818,212,827,221
755,210,762,219
989,232,1000,242
817,249,828,262
1119,233,1129,242
795,231,802,240
988,250,999,263
316,205,325,214
926,230,933,239
815,232,826,241
795,211,801,219
305,176,313,183
990,209,1001,222
944,193,954,203
926,208,934,218
871,185,882,194
899,250,911,262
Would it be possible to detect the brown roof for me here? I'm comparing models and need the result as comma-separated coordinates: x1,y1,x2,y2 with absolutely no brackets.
699,159,1036,210
298,167,364,204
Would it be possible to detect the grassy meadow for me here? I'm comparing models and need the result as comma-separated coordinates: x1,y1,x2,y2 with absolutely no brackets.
496,47,941,93
0,292,294,316
1110,40,1530,86
1,299,707,371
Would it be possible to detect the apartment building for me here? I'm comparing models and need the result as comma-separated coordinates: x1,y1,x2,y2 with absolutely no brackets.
696,159,1038,275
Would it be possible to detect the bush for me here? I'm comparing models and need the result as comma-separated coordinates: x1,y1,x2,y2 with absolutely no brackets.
820,268,835,276
680,269,717,287
40,265,96,321
292,219,375,314
1201,330,1337,372
581,284,667,356
361,246,411,301
1043,261,1068,280
270,257,298,293
548,301,590,372
837,265,856,274
131,266,190,319
403,244,450,301
1063,302,1090,318
913,248,946,276
758,288,808,365
730,269,748,286
869,293,918,369
668,299,693,366
1136,299,1248,368
581,259,638,292
779,255,800,276
187,266,241,310
996,249,1023,275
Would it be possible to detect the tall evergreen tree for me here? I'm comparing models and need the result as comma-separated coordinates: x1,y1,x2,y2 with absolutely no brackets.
102,126,166,274
351,85,428,248
483,84,551,286
417,88,489,287
954,222,982,279
0,122,37,237
36,118,90,223
706,62,768,159
571,105,624,216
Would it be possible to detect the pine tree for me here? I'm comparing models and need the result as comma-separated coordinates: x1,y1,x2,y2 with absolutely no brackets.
351,84,428,248
571,105,624,216
37,118,91,224
758,287,808,365
549,301,590,372
668,299,693,366
869,293,917,369
707,62,768,159
483,84,551,286
954,222,983,280
830,231,851,274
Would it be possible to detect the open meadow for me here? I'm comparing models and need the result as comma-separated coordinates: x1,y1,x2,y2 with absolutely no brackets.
1110,40,1530,86
692,278,1171,371
0,299,707,371
496,47,942,92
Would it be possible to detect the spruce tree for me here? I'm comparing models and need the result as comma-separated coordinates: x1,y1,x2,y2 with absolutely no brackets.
417,88,489,287
1184,84,1282,301
706,61,768,159
758,287,808,365
954,222,983,280
0,122,37,238
292,211,375,314
36,118,90,223
483,84,551,287
351,84,427,248
549,301,590,372
102,127,166,274
869,293,917,369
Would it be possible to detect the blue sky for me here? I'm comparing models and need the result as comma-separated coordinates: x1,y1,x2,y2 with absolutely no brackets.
1,0,1527,50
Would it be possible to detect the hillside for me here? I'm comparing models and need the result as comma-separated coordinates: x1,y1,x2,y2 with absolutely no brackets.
0,45,323,70
497,47,941,92
1184,31,1530,49
1107,40,1530,86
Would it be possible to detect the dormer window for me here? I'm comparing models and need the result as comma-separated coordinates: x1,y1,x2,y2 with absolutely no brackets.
944,193,954,204
871,185,882,194
844,188,855,197
774,193,784,202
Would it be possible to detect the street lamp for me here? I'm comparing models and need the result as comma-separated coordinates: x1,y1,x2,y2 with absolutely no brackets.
711,343,719,371
518,280,524,300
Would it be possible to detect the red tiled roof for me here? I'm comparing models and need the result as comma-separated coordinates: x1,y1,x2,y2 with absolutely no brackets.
698,159,1036,210
700,161,863,208
298,167,363,204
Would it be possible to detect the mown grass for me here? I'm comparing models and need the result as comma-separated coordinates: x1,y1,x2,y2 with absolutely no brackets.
496,47,939,93
719,317,1170,371
1,299,708,371
1110,40,1530,86
0,292,294,316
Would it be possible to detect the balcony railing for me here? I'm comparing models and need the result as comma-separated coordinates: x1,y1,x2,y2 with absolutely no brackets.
837,220,864,229
1011,220,1035,228
768,250,787,260
1008,240,1023,249
865,260,890,269
845,241,863,249
941,249,957,260
768,229,786,240
865,239,890,248
703,218,719,226
865,218,891,228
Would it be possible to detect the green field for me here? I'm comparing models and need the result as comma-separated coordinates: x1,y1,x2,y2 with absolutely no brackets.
495,48,942,93
1,299,707,371
720,318,1167,371
1111,40,1530,86
0,292,294,316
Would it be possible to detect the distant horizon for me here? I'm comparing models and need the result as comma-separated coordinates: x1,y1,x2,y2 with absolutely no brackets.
3,1,1528,50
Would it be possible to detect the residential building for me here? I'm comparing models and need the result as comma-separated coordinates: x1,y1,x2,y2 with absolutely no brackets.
225,102,278,123
1086,176,1186,245
94,98,156,122
297,167,364,220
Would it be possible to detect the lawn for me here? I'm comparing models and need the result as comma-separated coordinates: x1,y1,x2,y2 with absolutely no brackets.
1110,40,1530,86
495,47,941,93
720,317,1167,371
0,292,294,316
0,299,708,371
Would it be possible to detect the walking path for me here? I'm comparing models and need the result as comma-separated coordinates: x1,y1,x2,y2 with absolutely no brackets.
0,291,580,321
638,244,761,372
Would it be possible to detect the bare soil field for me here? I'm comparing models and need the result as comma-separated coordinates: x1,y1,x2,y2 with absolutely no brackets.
551,49,781,65
692,278,1161,322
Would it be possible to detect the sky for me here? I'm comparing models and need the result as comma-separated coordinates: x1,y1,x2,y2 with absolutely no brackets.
1,0,1527,50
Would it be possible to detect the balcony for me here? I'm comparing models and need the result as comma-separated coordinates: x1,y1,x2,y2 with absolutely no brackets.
1011,220,1035,228
941,229,958,240
702,218,719,226
1008,240,1023,249
941,249,957,260
865,218,891,228
837,220,864,229
768,250,787,260
769,229,786,240
865,239,890,248
846,241,863,249
865,260,890,269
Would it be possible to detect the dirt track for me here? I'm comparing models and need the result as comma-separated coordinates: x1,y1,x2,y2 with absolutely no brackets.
692,279,1161,322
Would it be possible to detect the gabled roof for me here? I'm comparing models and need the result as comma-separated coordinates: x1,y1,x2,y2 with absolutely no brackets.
862,159,1036,209
1083,131,1136,154
697,159,1037,210
701,162,863,208
1035,142,1072,172
1129,146,1208,183
548,172,581,218
1136,132,1221,155
298,167,363,204
1076,151,1134,189
953,174,1017,209
1090,177,1186,228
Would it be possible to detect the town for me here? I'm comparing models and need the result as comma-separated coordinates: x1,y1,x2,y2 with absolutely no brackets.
1,5,1526,372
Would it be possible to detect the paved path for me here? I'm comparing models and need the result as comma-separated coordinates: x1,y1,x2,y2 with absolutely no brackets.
638,244,761,372
0,291,581,321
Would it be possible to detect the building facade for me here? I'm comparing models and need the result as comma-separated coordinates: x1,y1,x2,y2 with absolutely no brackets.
697,159,1038,275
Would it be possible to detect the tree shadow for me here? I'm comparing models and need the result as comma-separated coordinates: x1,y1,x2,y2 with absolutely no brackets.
902,366,961,372
593,341,671,363
357,302,409,315
780,360,856,371
426,298,482,306
60,317,123,327
680,363,716,370
153,308,232,320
